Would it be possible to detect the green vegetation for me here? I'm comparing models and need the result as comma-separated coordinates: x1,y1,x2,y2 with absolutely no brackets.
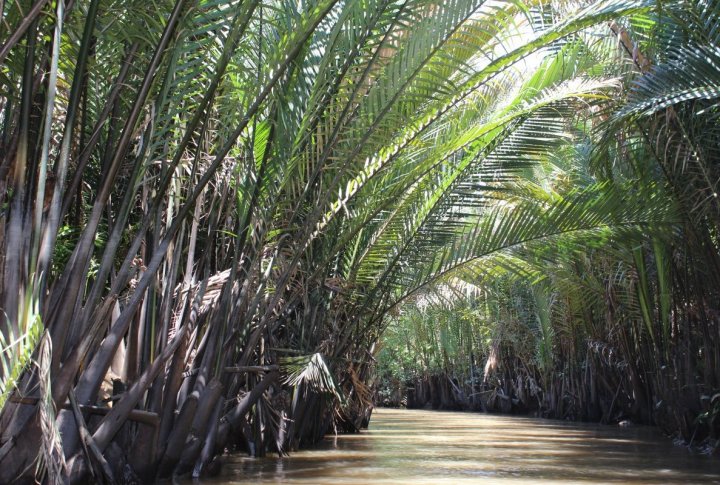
0,0,718,482
377,0,720,451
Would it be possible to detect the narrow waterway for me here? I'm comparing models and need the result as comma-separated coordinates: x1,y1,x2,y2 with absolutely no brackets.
199,408,720,484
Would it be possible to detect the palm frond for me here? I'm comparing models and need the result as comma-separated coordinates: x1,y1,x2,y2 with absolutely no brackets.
280,352,343,401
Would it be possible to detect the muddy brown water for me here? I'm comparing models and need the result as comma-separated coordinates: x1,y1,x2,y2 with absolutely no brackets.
194,408,720,484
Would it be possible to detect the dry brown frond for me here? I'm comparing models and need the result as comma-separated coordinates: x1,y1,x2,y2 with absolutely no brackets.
36,332,66,485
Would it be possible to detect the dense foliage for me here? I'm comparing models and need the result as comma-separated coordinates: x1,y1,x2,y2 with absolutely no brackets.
0,0,717,482
377,0,720,451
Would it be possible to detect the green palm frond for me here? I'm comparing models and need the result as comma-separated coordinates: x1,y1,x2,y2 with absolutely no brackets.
0,308,44,408
355,79,616,299
280,352,344,401
617,43,720,119
381,179,677,316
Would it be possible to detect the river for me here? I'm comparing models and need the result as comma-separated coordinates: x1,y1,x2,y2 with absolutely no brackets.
197,408,720,484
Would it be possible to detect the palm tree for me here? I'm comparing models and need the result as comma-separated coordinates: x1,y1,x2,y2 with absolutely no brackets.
378,0,720,444
0,0,668,482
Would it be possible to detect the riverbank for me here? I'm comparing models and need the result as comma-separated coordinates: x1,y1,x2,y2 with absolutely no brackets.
377,374,720,456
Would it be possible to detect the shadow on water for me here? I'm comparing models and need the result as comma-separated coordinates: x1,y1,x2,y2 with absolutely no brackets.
187,408,720,484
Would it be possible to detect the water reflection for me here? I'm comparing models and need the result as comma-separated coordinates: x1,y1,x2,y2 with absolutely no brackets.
194,408,720,484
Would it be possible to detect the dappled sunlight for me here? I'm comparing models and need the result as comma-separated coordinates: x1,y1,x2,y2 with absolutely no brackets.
2,0,720,480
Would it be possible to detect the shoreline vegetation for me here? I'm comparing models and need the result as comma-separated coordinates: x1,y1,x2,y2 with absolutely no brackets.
1,0,719,482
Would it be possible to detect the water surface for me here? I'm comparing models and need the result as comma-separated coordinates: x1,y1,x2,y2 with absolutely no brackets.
201,408,720,484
